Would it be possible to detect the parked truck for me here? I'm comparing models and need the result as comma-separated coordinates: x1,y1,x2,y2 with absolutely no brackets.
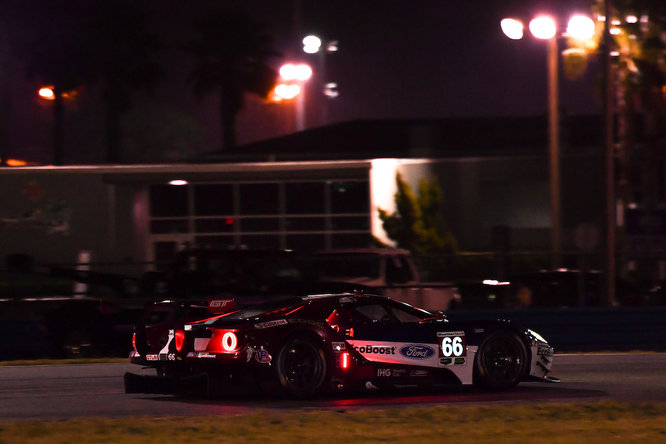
310,248,461,310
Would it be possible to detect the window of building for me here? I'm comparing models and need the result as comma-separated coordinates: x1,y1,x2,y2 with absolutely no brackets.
331,181,369,213
150,184,187,217
148,178,371,259
240,183,279,214
194,184,233,215
285,182,325,214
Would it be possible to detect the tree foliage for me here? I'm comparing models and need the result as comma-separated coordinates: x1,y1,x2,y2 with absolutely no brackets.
581,1,666,207
378,173,457,255
186,8,280,151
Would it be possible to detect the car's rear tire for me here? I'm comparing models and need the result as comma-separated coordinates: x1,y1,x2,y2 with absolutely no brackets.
275,337,328,398
474,330,528,390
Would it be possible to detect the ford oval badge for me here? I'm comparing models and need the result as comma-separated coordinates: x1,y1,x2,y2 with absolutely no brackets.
399,344,435,359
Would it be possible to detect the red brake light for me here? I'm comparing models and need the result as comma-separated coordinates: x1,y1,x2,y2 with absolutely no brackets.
132,333,137,352
207,329,240,353
340,352,350,370
175,330,185,352
220,331,238,352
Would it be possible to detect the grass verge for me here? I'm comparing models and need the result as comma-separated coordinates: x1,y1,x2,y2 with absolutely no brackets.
0,358,127,366
1,401,665,443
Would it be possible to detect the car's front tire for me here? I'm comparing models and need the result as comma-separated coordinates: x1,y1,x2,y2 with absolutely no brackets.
474,329,528,390
275,336,328,398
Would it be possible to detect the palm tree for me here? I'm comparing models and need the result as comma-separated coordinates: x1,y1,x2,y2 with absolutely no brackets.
187,8,280,151
83,1,163,163
22,0,162,164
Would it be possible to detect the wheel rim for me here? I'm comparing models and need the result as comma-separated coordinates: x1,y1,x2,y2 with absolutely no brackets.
479,334,525,384
279,340,325,393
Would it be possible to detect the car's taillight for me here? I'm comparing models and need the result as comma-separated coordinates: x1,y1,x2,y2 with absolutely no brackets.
220,331,238,352
207,329,239,353
175,330,185,353
340,352,350,370
132,333,137,352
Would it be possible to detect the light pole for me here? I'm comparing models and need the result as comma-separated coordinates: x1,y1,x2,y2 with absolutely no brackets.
302,35,338,126
37,85,65,165
501,14,595,269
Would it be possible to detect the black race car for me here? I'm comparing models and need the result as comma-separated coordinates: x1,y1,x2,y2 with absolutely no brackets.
125,291,556,398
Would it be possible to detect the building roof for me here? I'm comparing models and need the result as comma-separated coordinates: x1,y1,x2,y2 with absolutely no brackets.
194,115,603,163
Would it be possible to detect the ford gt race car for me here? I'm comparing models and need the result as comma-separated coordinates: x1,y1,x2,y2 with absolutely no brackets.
125,291,557,397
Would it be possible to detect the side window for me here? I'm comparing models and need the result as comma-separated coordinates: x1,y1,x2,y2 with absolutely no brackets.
390,305,425,323
355,304,398,324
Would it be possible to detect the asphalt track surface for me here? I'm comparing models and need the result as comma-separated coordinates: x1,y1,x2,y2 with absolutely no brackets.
1,353,665,421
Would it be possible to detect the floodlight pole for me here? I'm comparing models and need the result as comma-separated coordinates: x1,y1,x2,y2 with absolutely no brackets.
603,0,617,306
548,37,562,269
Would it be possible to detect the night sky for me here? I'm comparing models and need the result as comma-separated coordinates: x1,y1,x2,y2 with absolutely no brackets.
5,0,603,163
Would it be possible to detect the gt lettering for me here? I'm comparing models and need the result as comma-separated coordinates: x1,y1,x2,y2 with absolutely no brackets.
441,336,464,357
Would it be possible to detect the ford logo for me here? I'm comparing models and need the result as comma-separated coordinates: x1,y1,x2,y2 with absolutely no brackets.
399,344,435,359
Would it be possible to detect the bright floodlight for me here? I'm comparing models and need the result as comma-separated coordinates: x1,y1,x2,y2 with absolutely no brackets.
38,87,55,100
275,83,301,100
279,63,313,81
501,18,524,40
567,15,595,40
302,35,322,54
529,16,557,39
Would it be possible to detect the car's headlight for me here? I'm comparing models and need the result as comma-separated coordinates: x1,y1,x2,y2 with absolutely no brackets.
527,329,547,344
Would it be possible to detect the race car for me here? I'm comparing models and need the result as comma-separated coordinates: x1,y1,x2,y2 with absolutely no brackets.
125,291,557,397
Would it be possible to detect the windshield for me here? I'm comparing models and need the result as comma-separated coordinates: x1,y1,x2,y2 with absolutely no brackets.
312,254,380,279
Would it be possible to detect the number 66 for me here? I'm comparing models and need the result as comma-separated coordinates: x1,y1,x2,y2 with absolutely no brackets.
441,336,463,357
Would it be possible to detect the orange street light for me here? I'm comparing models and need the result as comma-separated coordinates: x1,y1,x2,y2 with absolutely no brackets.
273,83,301,101
38,86,55,100
276,62,312,131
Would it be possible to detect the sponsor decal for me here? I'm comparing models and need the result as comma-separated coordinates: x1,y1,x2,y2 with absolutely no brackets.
537,346,553,359
197,352,217,359
254,319,288,329
399,344,436,359
255,347,272,364
208,298,236,314
146,354,159,361
355,345,396,355
167,353,176,361
437,331,466,358
209,299,233,308
440,357,466,366
377,368,392,377
288,319,326,327
410,369,428,377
